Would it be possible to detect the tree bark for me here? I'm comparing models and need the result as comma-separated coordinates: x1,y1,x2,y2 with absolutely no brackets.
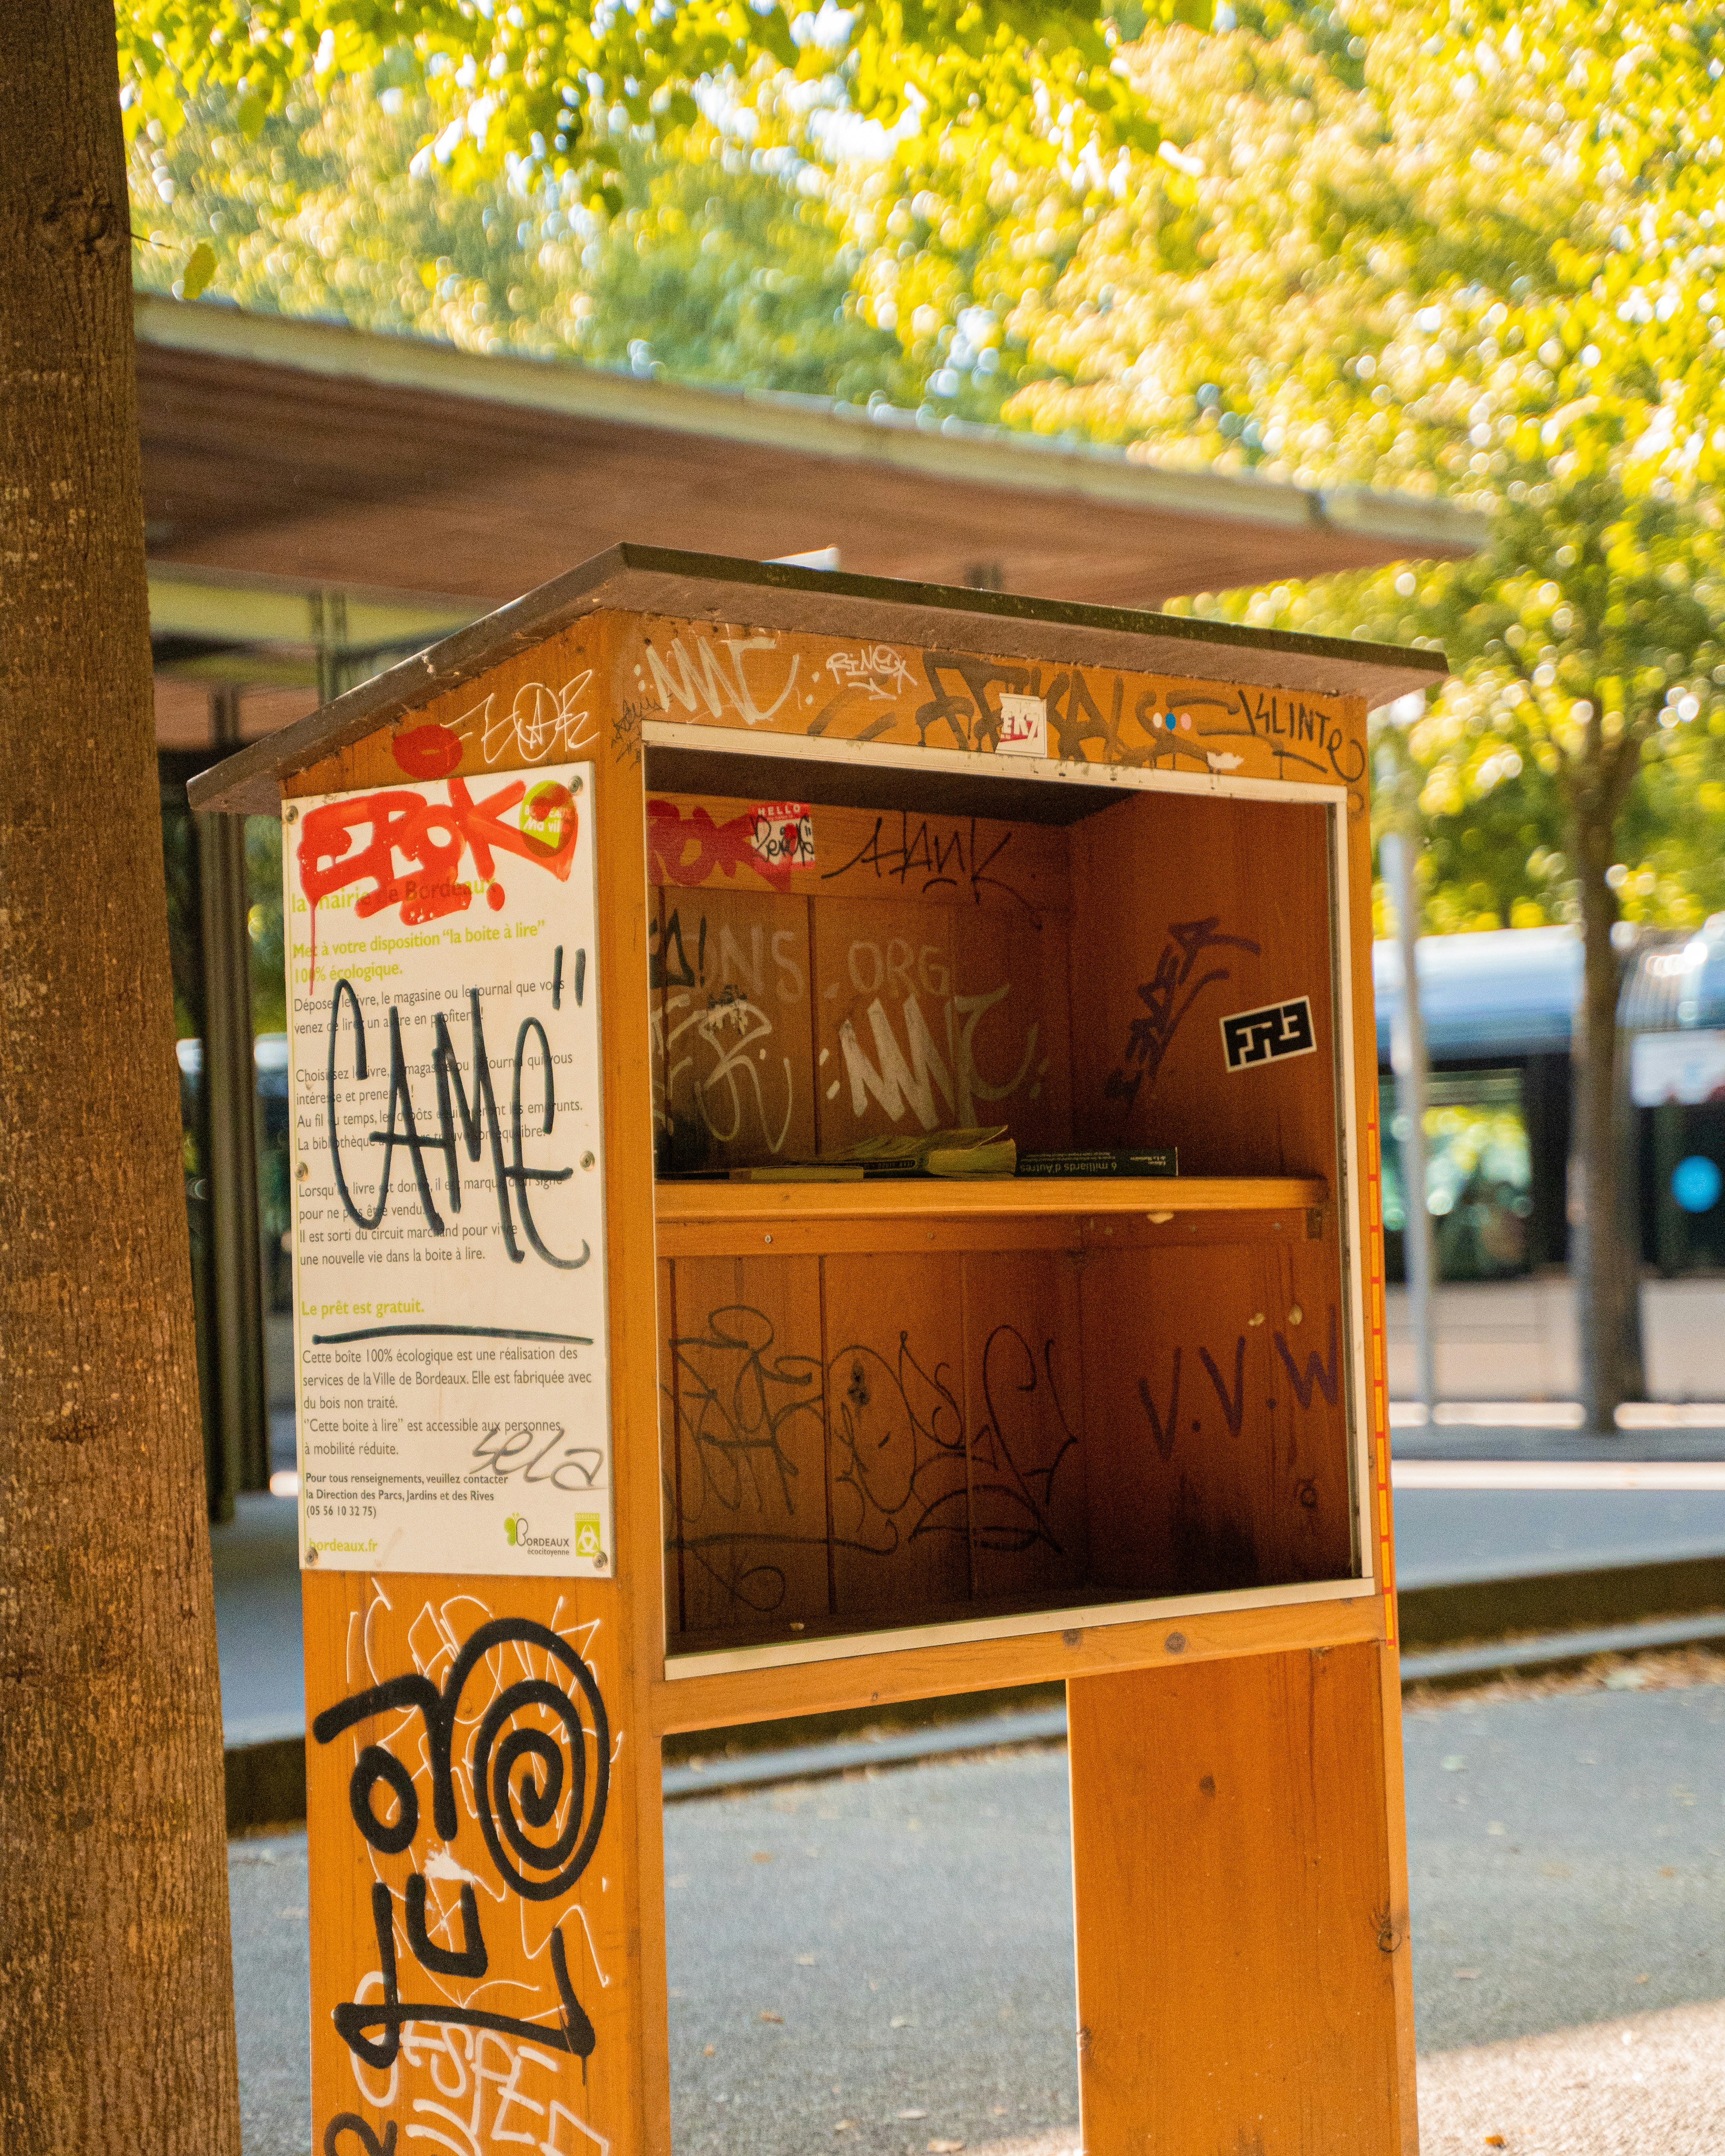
1568,759,1643,1437
0,7,242,2149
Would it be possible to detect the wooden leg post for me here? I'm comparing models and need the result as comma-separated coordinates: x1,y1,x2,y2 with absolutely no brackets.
1069,1646,1411,2155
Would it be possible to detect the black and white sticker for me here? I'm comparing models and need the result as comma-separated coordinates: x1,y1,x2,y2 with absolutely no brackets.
1221,996,1317,1072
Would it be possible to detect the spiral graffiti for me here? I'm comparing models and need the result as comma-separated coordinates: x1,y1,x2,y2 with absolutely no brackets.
313,1614,609,1888
471,1652,609,1901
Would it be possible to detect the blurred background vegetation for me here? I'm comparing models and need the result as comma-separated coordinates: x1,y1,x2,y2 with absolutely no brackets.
129,0,1725,940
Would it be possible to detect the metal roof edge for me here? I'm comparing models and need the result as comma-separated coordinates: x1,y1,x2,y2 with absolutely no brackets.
135,295,1488,552
187,542,1450,815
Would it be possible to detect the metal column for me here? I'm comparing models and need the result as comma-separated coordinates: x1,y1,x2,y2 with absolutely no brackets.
196,685,267,1513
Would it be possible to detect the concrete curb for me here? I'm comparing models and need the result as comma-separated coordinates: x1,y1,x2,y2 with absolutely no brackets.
223,1559,1725,1829
1398,1557,1725,1649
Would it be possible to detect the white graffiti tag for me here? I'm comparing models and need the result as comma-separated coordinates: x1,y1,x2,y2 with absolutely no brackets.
458,674,596,766
824,645,913,701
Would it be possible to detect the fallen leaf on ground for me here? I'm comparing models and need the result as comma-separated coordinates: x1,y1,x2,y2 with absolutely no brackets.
890,2015,915,2028
834,2124,854,2134
897,2109,928,2120
1484,2137,1505,2149
797,1954,817,1965
703,2046,715,2058
1454,1969,1481,1981
1442,1756,1467,1772
928,2140,965,2152
759,2011,783,2024
752,1852,774,1864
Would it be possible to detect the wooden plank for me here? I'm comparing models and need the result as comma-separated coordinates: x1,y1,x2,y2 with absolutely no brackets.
658,1255,681,1639
621,616,1369,791
650,1590,1386,1733
812,894,962,1151
1078,1242,1354,1602
822,1253,972,1622
665,1254,830,1643
654,1175,1326,1226
810,894,1063,1153
652,1206,1320,1261
290,616,670,2156
646,790,1071,914
1067,789,1338,1177
1338,697,1420,2142
654,885,815,1171
303,1566,644,2156
952,897,1073,1153
961,1252,1089,1604
1069,1644,1403,2155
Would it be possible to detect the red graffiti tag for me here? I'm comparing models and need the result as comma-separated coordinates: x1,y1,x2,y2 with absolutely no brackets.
391,722,464,780
646,798,794,891
298,778,577,985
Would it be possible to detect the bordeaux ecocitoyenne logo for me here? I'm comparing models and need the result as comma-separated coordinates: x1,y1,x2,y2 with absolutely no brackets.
504,1513,525,1547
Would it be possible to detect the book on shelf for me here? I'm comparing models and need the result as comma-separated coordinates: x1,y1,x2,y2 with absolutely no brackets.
725,1127,1018,1183
1015,1148,1178,1178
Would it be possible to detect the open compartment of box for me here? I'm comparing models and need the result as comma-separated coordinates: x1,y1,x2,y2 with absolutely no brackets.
646,745,1364,1664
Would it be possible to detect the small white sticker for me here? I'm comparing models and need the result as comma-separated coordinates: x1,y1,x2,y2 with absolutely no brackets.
750,801,815,870
996,694,1048,758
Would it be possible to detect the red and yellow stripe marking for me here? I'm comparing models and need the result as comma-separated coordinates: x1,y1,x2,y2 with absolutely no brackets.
1362,1093,1397,1642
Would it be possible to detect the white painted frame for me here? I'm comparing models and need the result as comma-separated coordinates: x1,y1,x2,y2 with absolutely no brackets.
643,718,1376,1684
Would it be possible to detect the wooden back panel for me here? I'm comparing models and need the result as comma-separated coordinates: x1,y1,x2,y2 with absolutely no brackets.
648,793,1072,1170
1078,1231,1353,1597
662,1238,1104,1651
1068,790,1339,1175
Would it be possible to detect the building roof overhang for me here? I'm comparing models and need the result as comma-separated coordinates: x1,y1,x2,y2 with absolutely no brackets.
138,295,1486,639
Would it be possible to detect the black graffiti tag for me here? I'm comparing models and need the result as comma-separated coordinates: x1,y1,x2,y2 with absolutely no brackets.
312,1616,610,2074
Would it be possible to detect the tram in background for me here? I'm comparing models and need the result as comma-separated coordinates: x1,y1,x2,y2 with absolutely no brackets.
1374,918,1725,1286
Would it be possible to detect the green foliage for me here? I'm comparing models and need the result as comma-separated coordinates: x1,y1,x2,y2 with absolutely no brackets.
1190,481,1725,930
1038,0,1725,937
130,77,934,405
180,238,216,297
119,2,1157,229
122,0,1725,937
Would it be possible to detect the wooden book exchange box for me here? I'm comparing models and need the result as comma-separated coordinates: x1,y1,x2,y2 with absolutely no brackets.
191,547,1446,2156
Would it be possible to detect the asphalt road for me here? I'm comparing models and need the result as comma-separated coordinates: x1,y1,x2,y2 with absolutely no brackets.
1391,1486,1725,1587
229,1674,1725,2156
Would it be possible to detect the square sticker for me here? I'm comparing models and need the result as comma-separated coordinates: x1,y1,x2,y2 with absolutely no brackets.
1221,996,1317,1072
750,801,815,871
996,694,1048,758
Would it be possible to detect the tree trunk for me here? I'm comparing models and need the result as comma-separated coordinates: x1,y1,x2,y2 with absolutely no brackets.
0,8,242,2150
1568,781,1642,1436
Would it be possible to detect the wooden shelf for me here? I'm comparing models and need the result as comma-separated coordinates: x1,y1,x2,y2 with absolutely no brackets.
656,1174,1326,1226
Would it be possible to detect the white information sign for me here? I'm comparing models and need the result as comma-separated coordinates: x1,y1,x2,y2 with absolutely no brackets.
283,761,611,1577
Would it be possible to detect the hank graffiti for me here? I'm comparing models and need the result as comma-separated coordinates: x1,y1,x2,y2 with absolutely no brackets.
312,1616,610,2080
665,1304,1076,1618
1106,918,1262,1109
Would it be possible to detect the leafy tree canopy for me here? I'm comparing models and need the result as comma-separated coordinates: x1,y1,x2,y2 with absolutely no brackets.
125,0,1725,933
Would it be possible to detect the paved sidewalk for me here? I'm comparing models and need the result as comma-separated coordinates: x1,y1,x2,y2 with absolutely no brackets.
212,1494,302,1747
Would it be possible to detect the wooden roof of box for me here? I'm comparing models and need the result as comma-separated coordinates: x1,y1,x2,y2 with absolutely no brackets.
188,542,1449,815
